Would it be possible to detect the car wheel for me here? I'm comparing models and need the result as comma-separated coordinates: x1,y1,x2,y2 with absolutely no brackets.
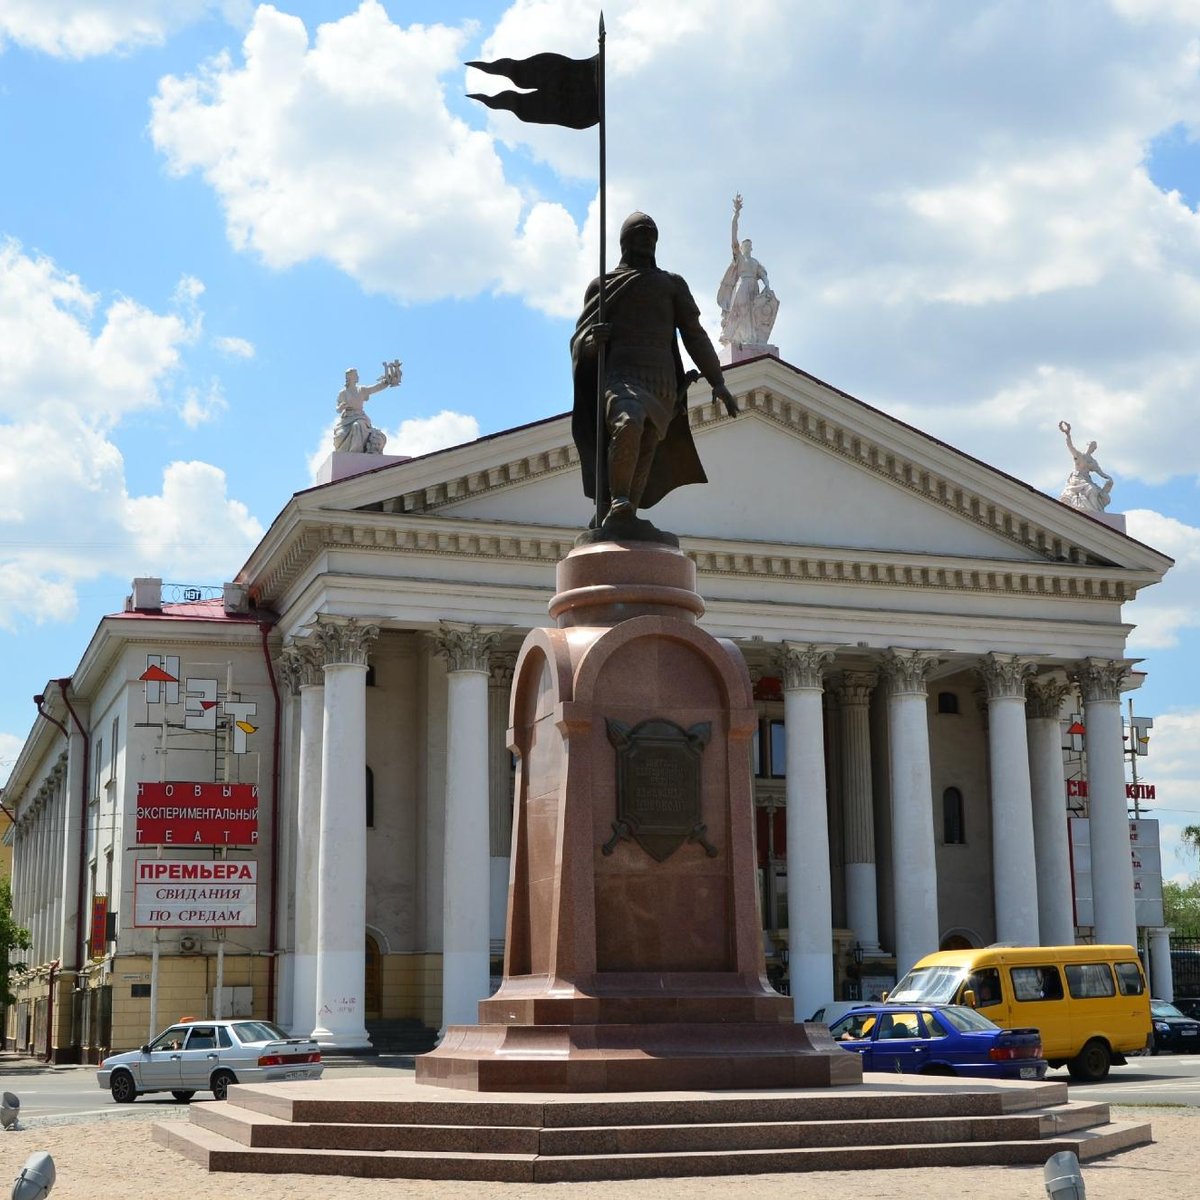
1067,1038,1111,1082
210,1069,237,1101
919,1064,955,1076
171,1090,196,1103
110,1071,137,1104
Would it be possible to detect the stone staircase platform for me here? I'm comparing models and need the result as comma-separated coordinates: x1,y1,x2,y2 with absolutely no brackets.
152,1074,1152,1182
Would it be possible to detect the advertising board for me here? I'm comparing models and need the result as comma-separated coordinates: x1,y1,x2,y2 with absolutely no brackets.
135,781,259,846
133,859,258,927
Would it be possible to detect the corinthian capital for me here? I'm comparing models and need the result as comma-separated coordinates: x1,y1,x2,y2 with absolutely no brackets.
277,641,324,693
310,616,380,667
829,670,878,708
773,643,837,691
435,621,500,674
1072,658,1132,705
1025,673,1071,719
977,652,1036,701
880,648,941,697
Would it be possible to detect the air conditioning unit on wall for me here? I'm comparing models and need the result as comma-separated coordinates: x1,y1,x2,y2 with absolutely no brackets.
179,934,202,954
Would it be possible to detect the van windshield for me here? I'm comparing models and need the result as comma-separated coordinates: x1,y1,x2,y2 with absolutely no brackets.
889,965,965,1003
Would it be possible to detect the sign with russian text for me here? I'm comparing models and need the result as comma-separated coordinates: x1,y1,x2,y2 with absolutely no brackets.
90,894,108,958
133,859,258,927
135,781,259,846
1065,779,1155,801
1069,818,1164,928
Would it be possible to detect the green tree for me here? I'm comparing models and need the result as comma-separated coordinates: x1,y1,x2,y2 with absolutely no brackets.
1183,824,1200,861
1,875,31,1007
1163,879,1200,935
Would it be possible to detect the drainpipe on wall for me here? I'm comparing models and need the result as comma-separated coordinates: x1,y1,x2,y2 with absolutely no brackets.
259,619,282,1023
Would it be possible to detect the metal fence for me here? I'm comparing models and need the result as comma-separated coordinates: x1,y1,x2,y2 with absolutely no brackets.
1170,936,1200,1000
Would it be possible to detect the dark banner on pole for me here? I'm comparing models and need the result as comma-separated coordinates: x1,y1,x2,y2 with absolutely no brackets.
466,53,599,129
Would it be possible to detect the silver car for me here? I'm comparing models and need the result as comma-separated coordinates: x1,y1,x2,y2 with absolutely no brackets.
97,1019,323,1103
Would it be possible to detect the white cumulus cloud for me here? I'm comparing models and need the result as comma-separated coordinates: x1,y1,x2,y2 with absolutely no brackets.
149,1,586,315
306,409,481,483
0,241,262,630
0,0,238,59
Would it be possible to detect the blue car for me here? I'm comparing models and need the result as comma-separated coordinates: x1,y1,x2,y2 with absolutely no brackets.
826,1003,1047,1080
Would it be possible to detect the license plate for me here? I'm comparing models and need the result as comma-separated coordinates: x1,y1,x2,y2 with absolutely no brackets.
1019,1066,1038,1079
1184,1029,1198,1037
282,1069,310,1079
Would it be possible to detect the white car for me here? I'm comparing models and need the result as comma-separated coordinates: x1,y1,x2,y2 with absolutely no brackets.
97,1018,323,1103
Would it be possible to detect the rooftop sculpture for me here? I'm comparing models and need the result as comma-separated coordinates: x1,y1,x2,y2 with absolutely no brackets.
1057,420,1114,513
334,360,402,455
717,194,779,354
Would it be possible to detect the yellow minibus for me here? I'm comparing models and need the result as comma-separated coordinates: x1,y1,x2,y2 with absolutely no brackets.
888,944,1151,1081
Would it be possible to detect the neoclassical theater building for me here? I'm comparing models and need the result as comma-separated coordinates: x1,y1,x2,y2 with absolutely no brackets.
3,349,1173,1061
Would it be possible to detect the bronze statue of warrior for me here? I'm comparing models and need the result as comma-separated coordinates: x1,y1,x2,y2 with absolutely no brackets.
571,212,738,540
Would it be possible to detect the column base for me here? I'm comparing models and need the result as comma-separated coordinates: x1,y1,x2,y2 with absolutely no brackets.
311,1029,375,1055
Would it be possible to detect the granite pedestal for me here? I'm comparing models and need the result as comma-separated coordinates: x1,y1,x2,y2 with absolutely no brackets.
417,540,859,1092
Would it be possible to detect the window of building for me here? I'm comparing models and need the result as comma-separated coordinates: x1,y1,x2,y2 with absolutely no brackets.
366,664,377,687
754,718,787,777
937,691,959,715
942,787,965,844
365,765,375,828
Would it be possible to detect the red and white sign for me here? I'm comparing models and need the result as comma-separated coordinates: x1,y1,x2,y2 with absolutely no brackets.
1065,779,1155,801
90,894,108,958
133,859,258,928
135,781,259,846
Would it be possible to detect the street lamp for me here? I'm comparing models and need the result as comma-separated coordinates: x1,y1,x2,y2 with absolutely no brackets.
852,942,864,966
1044,1150,1085,1198
10,1151,55,1200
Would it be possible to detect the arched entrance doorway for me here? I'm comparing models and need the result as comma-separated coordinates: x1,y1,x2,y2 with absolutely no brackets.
365,933,383,1020
940,932,975,951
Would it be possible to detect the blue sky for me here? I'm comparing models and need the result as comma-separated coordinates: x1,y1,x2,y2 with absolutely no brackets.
1,1,1198,880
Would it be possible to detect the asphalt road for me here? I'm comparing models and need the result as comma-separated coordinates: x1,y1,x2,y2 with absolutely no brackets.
6,1053,1200,1123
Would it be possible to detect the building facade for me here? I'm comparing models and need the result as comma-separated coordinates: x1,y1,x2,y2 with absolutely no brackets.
3,354,1172,1060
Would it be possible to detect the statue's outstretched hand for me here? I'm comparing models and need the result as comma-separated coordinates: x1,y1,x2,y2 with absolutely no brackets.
714,382,739,418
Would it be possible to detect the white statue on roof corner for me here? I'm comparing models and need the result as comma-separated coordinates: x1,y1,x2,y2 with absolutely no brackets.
1057,420,1114,513
717,193,779,353
334,360,402,454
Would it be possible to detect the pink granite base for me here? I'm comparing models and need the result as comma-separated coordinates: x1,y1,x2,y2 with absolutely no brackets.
417,541,857,1093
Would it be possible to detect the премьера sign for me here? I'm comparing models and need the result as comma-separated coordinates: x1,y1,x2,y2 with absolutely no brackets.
136,780,259,845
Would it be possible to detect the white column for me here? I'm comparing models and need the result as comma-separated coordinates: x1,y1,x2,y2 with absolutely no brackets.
1026,674,1075,945
280,642,324,1037
776,643,837,1023
881,649,941,978
979,653,1039,946
831,671,882,956
1075,659,1137,947
34,800,48,963
435,622,499,1032
311,617,379,1052
1150,927,1173,1001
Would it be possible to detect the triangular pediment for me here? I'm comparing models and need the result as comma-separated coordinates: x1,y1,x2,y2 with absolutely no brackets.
309,356,1163,570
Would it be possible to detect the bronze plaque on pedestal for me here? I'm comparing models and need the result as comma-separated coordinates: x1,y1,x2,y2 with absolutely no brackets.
604,717,716,861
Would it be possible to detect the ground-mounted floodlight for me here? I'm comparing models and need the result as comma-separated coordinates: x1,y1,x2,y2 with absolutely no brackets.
10,1150,55,1200
1044,1149,1085,1199
0,1093,19,1131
